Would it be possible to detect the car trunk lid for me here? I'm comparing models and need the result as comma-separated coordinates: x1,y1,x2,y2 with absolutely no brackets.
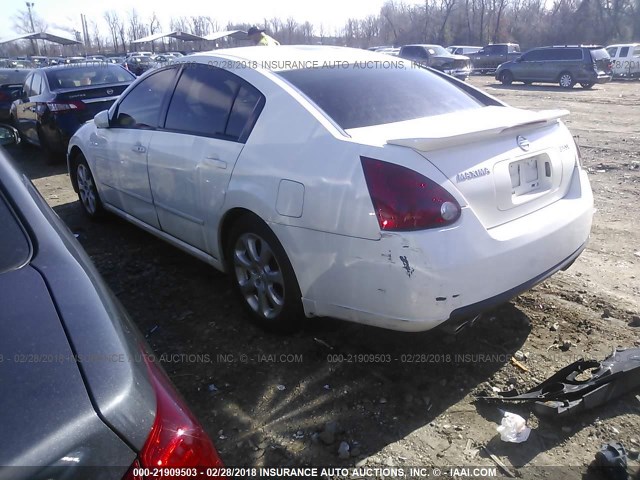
52,83,128,121
348,105,578,229
589,49,612,74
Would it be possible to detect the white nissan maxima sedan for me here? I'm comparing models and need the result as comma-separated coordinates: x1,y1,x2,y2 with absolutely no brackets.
67,46,594,332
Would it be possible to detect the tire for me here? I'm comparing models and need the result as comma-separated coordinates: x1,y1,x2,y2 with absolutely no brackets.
558,72,575,88
500,70,513,85
580,82,594,89
226,214,303,332
75,154,104,219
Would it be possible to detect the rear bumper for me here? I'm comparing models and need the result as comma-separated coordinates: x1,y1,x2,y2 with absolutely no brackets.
592,73,613,84
275,168,593,332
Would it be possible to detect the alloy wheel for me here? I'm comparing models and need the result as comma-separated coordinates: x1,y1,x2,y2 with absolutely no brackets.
77,163,97,215
232,233,285,320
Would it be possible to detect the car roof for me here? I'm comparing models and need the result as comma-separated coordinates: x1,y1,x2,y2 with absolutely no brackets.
607,43,640,47
191,45,404,71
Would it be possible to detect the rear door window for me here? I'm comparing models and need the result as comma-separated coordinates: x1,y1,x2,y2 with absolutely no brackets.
278,64,483,129
164,64,245,139
619,47,630,57
606,47,618,57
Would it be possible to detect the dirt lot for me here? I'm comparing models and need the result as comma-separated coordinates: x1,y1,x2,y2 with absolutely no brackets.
6,76,640,479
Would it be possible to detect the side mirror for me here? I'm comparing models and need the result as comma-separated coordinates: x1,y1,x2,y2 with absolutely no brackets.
0,124,20,146
94,110,110,129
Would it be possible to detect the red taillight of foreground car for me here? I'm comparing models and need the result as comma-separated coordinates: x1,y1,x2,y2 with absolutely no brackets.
123,354,226,480
47,101,86,113
361,156,461,231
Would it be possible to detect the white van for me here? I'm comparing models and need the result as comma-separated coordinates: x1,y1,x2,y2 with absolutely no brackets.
606,43,640,79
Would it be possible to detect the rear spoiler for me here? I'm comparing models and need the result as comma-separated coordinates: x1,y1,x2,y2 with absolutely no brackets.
387,108,569,152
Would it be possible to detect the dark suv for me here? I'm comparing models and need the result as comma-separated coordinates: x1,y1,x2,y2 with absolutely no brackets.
495,45,613,89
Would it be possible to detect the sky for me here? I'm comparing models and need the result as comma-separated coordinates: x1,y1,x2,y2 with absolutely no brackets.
0,0,388,40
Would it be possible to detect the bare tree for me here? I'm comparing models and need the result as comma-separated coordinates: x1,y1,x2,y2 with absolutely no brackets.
91,20,103,53
104,11,120,52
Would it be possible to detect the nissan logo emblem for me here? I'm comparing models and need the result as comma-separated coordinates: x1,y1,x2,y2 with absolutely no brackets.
517,135,530,151
106,89,114,95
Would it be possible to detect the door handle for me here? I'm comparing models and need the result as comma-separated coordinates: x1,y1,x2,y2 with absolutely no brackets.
131,143,146,154
204,156,227,169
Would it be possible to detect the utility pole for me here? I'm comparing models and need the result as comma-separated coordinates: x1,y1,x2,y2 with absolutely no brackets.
25,2,41,56
80,13,91,56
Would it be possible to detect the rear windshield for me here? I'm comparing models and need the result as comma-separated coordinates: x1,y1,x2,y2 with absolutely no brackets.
278,64,483,129
590,49,610,60
46,65,134,90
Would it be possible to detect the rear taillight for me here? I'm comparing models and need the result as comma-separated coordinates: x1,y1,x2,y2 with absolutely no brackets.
123,353,226,480
361,156,461,231
47,101,86,113
0,92,9,101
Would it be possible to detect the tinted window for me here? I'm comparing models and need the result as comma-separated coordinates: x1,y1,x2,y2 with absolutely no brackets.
226,84,264,141
165,64,239,138
46,65,134,90
484,45,499,54
278,65,483,129
523,49,545,61
619,47,630,57
401,46,427,59
0,69,31,85
606,47,618,57
114,68,176,129
554,48,582,60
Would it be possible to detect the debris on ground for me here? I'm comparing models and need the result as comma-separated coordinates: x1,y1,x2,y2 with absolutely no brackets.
482,446,516,478
338,441,350,459
496,412,531,443
591,442,629,480
480,347,640,417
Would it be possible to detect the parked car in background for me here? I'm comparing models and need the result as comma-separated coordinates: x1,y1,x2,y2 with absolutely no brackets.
67,46,593,333
0,59,32,68
447,45,482,55
376,47,400,56
469,43,521,73
10,63,135,161
65,56,88,64
0,125,226,478
124,55,155,76
367,46,394,52
606,43,640,79
399,44,471,80
0,68,32,122
29,56,49,67
495,45,613,88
